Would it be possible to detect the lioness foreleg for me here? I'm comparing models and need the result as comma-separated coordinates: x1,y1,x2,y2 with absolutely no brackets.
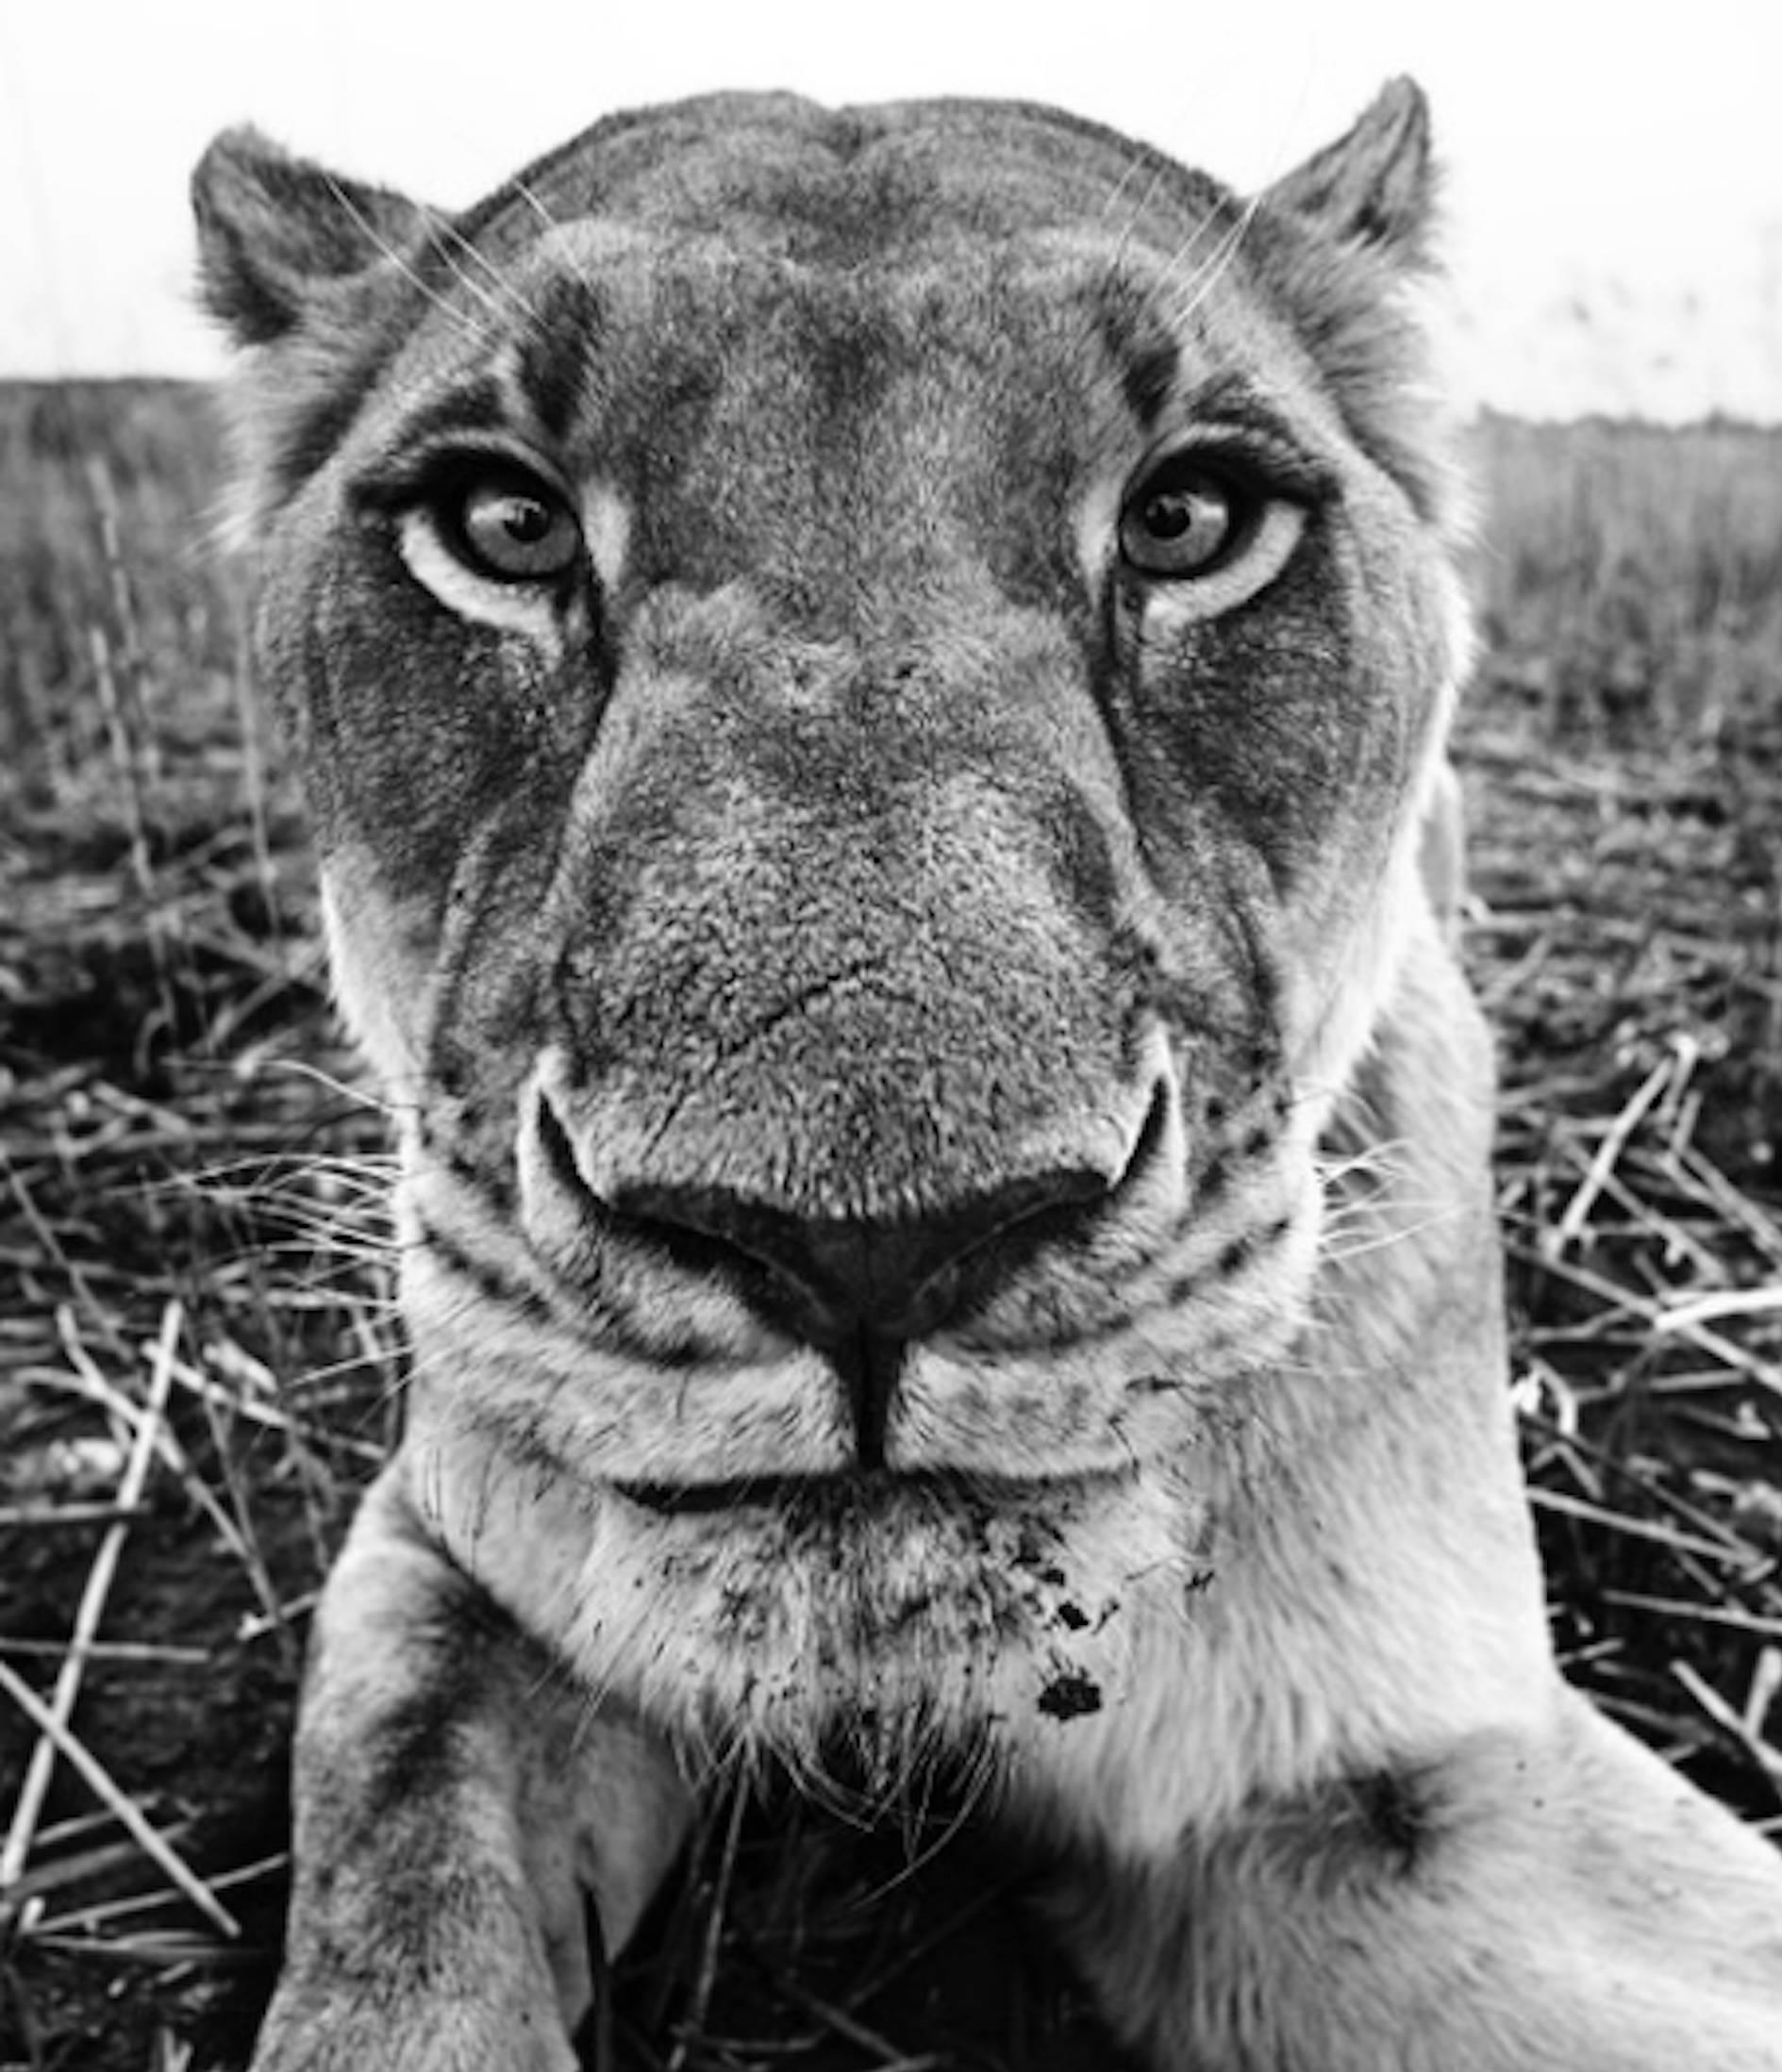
1052,1699,1782,2071
250,1469,691,2072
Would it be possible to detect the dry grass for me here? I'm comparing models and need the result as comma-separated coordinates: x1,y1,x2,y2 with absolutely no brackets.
1,382,1779,2070
1456,406,1782,1825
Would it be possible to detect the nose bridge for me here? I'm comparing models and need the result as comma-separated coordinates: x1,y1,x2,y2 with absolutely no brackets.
603,554,1137,1003
750,624,947,771
541,601,1136,1227
646,566,1049,832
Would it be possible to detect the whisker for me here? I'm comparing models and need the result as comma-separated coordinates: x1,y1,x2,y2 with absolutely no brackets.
245,1053,404,1121
425,207,554,340
1069,148,1183,374
1316,1135,1419,1188
1144,191,1226,312
320,176,502,352
508,173,562,233
1097,146,1165,245
1167,191,1264,334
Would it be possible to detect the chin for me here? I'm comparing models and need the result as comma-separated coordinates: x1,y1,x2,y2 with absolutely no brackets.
559,1464,1200,1793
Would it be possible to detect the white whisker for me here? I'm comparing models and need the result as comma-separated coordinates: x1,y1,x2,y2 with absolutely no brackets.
1166,191,1264,334
508,173,562,233
425,206,554,339
320,176,502,352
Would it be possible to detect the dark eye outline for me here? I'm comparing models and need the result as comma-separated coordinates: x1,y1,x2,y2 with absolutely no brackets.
404,453,585,587
1118,451,1265,580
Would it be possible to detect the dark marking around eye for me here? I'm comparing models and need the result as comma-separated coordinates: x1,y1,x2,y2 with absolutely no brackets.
516,275,604,441
266,319,428,516
1094,280,1183,429
392,376,511,450
1120,339,1181,428
277,373,382,510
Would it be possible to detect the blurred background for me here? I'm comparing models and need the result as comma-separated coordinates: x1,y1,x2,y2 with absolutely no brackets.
3,0,1780,419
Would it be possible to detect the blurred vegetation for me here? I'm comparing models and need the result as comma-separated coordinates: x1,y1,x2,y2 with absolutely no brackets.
1468,408,1782,748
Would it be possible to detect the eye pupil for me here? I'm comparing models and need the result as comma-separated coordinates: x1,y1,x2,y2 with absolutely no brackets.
1143,490,1201,541
498,495,551,542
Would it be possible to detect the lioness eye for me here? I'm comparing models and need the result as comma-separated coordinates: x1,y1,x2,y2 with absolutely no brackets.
449,471,582,582
1119,459,1246,578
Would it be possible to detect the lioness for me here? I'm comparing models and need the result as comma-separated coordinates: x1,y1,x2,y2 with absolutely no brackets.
192,81,1782,2071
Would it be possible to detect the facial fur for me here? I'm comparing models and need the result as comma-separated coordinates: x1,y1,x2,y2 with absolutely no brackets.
202,87,1469,1796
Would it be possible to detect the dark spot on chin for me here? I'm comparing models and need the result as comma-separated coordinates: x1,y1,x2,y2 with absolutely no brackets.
1038,1671,1103,1721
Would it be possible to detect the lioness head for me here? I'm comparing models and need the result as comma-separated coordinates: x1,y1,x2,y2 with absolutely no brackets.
195,84,1472,1782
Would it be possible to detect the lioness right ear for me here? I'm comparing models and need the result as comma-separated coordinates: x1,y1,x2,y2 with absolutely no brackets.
1264,76,1437,270
192,127,430,347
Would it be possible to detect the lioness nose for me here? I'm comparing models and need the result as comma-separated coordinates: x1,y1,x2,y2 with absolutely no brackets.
622,1169,1109,1332
608,1169,1112,1462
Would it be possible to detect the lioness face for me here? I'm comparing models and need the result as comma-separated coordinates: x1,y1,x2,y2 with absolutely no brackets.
208,93,1463,1774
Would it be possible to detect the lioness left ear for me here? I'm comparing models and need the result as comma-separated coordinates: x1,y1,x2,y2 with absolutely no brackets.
192,126,431,347
1263,76,1436,268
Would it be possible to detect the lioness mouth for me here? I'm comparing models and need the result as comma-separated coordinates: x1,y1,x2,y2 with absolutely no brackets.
611,1463,1139,1519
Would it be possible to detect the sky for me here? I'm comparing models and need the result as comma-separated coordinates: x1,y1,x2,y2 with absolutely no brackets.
2,0,1779,420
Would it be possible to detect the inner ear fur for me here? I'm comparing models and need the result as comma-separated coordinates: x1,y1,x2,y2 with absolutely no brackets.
1261,76,1437,270
192,126,433,347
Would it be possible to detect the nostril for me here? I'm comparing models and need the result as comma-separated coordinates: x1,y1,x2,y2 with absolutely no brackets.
529,1073,1174,1335
608,1160,1119,1348
533,1083,589,1200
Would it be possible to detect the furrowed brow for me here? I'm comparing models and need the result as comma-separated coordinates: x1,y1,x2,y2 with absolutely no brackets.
1170,372,1309,448
510,274,604,442
1091,273,1183,431
384,375,513,452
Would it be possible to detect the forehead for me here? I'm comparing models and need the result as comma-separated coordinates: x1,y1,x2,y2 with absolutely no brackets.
463,93,1228,268
476,231,1191,439
383,99,1307,457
